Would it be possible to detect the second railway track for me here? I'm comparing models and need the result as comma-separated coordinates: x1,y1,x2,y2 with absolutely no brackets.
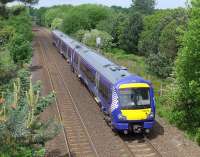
37,30,99,157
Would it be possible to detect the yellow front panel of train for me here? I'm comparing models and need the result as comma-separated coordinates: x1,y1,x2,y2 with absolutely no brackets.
121,108,151,120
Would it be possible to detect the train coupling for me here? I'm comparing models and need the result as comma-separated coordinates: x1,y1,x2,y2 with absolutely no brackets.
124,130,128,135
132,125,142,133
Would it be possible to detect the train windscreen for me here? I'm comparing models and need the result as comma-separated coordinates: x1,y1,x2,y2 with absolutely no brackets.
119,88,151,109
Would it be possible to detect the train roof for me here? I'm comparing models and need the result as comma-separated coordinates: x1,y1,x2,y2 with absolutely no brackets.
52,30,149,85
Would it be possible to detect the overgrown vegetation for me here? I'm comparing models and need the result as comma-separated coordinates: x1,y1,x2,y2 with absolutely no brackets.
159,0,200,145
0,3,61,156
0,71,60,157
33,0,200,145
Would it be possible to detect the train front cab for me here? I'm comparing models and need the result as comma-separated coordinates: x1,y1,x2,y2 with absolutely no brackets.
111,82,155,134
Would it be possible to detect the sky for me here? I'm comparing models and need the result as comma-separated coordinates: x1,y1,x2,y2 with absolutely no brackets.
8,0,186,9
35,0,186,9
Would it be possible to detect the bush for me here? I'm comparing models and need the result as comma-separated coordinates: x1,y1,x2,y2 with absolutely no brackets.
8,34,32,65
196,129,200,145
81,29,113,50
146,52,173,78
62,4,112,34
0,50,17,82
118,11,143,53
7,10,33,42
0,26,15,46
51,18,63,30
0,77,60,156
74,29,89,41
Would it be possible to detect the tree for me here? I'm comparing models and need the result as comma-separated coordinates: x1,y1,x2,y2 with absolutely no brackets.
8,34,32,65
138,10,173,56
172,0,200,144
0,77,60,156
0,0,39,18
62,4,112,34
81,29,113,51
119,11,143,53
51,18,63,30
19,0,39,6
0,0,14,17
132,0,156,14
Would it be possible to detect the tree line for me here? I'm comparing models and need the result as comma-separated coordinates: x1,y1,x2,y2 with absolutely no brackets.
32,0,187,79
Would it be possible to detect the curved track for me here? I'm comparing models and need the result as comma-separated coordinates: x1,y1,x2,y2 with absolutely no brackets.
34,27,163,157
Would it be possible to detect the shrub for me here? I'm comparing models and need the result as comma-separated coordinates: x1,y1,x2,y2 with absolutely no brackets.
8,34,32,65
74,29,89,42
146,52,173,78
62,4,112,34
0,77,60,156
0,26,15,46
196,129,200,145
51,18,63,30
82,29,113,50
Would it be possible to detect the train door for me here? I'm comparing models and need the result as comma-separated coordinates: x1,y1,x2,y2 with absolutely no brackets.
55,38,59,48
95,72,100,103
60,41,63,55
71,49,74,64
72,51,76,71
67,48,71,63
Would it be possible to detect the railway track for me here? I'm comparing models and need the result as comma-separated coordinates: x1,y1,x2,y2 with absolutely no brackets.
37,27,162,157
121,134,162,157
36,30,99,157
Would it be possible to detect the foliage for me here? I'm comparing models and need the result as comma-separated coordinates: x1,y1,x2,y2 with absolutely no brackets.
0,77,60,156
0,50,17,84
31,7,48,26
138,10,172,55
7,10,33,42
8,5,26,16
43,5,73,27
8,34,32,65
0,0,39,18
111,6,129,13
159,20,179,59
138,8,187,78
62,4,112,34
0,0,14,18
132,0,155,14
74,29,89,42
118,11,143,53
0,7,33,89
80,29,113,50
146,52,173,78
97,12,128,48
51,18,63,30
0,25,15,46
160,0,200,145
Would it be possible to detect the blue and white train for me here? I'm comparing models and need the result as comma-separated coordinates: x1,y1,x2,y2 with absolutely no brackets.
52,30,156,134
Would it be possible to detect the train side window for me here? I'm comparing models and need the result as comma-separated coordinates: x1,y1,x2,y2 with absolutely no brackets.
99,80,110,101
80,62,95,84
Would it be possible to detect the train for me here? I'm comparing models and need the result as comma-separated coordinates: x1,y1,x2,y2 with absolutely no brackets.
52,30,156,134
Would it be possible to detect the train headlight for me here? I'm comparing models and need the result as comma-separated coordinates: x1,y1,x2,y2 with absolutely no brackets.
118,114,127,120
148,112,154,119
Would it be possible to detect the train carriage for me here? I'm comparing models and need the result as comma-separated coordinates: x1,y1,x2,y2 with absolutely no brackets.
52,30,156,134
